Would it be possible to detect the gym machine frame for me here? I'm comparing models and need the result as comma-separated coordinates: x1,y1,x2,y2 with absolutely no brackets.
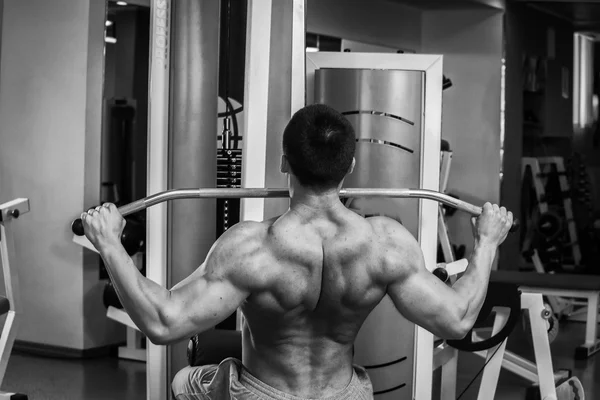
172,49,443,400
434,291,563,400
436,145,562,400
71,28,526,399
148,0,445,396
0,198,30,400
305,51,443,400
143,0,445,397
89,1,500,399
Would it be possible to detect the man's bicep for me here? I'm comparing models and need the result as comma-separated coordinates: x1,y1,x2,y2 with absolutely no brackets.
383,226,467,339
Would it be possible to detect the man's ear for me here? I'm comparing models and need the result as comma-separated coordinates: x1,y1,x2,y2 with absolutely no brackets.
348,158,356,175
280,154,290,174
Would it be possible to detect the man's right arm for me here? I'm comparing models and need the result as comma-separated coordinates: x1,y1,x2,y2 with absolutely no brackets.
377,203,512,339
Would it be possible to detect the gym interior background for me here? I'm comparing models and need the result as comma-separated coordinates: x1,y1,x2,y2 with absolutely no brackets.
0,0,600,399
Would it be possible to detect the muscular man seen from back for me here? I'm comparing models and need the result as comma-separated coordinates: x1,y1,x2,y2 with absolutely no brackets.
81,104,513,400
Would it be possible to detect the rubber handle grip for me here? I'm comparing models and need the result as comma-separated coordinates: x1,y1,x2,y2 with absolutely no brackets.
72,218,84,236
432,267,449,283
509,218,520,233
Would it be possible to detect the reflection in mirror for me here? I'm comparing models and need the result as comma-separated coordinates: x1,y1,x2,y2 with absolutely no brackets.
99,0,150,367
102,0,150,207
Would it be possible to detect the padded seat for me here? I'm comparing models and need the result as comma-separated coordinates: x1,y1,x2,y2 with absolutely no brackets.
491,270,600,291
0,296,9,316
188,329,242,366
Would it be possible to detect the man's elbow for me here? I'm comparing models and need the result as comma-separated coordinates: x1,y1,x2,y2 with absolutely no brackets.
145,325,174,346
442,322,471,340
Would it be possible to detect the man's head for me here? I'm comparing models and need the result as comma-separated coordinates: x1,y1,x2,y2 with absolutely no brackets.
281,104,356,191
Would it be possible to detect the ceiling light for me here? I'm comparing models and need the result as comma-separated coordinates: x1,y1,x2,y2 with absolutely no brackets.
306,47,319,53
116,1,128,6
105,37,117,44
106,20,113,27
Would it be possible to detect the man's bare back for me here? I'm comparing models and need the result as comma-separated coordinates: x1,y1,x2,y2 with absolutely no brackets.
240,204,389,398
239,194,495,398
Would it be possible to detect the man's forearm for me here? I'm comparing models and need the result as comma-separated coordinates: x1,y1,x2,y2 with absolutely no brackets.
452,240,498,328
99,242,171,340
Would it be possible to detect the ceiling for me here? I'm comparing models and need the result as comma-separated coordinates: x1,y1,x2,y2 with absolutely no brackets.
514,0,600,31
389,0,600,32
387,0,505,10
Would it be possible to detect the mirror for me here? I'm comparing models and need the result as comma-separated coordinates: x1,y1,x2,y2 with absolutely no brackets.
102,0,150,207
98,0,151,370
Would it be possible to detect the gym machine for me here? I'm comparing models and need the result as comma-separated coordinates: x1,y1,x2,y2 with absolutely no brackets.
72,1,521,400
0,198,30,400
432,147,569,400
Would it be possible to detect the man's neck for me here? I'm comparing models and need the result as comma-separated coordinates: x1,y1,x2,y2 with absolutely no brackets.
289,186,344,215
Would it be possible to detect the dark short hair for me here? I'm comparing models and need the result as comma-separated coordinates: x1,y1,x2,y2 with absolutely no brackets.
282,104,356,189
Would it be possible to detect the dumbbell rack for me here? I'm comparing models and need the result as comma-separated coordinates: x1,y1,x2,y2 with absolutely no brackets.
522,156,581,269
520,157,600,326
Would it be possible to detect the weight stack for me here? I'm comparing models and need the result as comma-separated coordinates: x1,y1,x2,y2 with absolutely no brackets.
216,147,242,330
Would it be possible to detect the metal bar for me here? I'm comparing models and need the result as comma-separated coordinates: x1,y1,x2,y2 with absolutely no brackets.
438,208,455,262
477,308,509,400
0,218,20,384
0,312,17,383
107,306,140,332
432,344,455,371
241,0,273,224
474,351,539,383
503,351,538,374
519,287,599,299
120,188,482,216
147,0,172,397
522,293,557,399
440,352,458,400
585,293,599,347
73,187,519,236
290,0,305,116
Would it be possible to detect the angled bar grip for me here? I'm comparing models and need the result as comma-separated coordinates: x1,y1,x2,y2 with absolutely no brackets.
72,188,519,236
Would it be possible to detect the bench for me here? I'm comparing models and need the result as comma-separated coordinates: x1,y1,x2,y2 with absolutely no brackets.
491,270,600,359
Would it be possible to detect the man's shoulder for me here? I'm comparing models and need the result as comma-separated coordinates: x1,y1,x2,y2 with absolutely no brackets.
365,216,413,244
225,220,269,237
214,221,270,256
364,216,422,279
209,221,275,289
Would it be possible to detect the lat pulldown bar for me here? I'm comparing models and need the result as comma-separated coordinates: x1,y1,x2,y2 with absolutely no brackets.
71,187,519,236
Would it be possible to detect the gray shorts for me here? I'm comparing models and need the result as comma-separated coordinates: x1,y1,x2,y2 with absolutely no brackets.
172,358,374,400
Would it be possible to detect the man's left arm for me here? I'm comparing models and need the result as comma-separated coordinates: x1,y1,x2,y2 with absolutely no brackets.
83,204,265,345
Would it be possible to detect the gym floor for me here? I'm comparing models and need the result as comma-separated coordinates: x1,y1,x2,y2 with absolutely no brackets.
1,322,596,400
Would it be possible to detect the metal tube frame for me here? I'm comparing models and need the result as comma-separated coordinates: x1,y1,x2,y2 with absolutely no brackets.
147,0,171,398
439,292,559,400
306,52,443,400
438,150,455,263
142,39,449,399
520,286,600,353
0,199,29,397
111,187,484,219
141,1,514,398
240,0,273,224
